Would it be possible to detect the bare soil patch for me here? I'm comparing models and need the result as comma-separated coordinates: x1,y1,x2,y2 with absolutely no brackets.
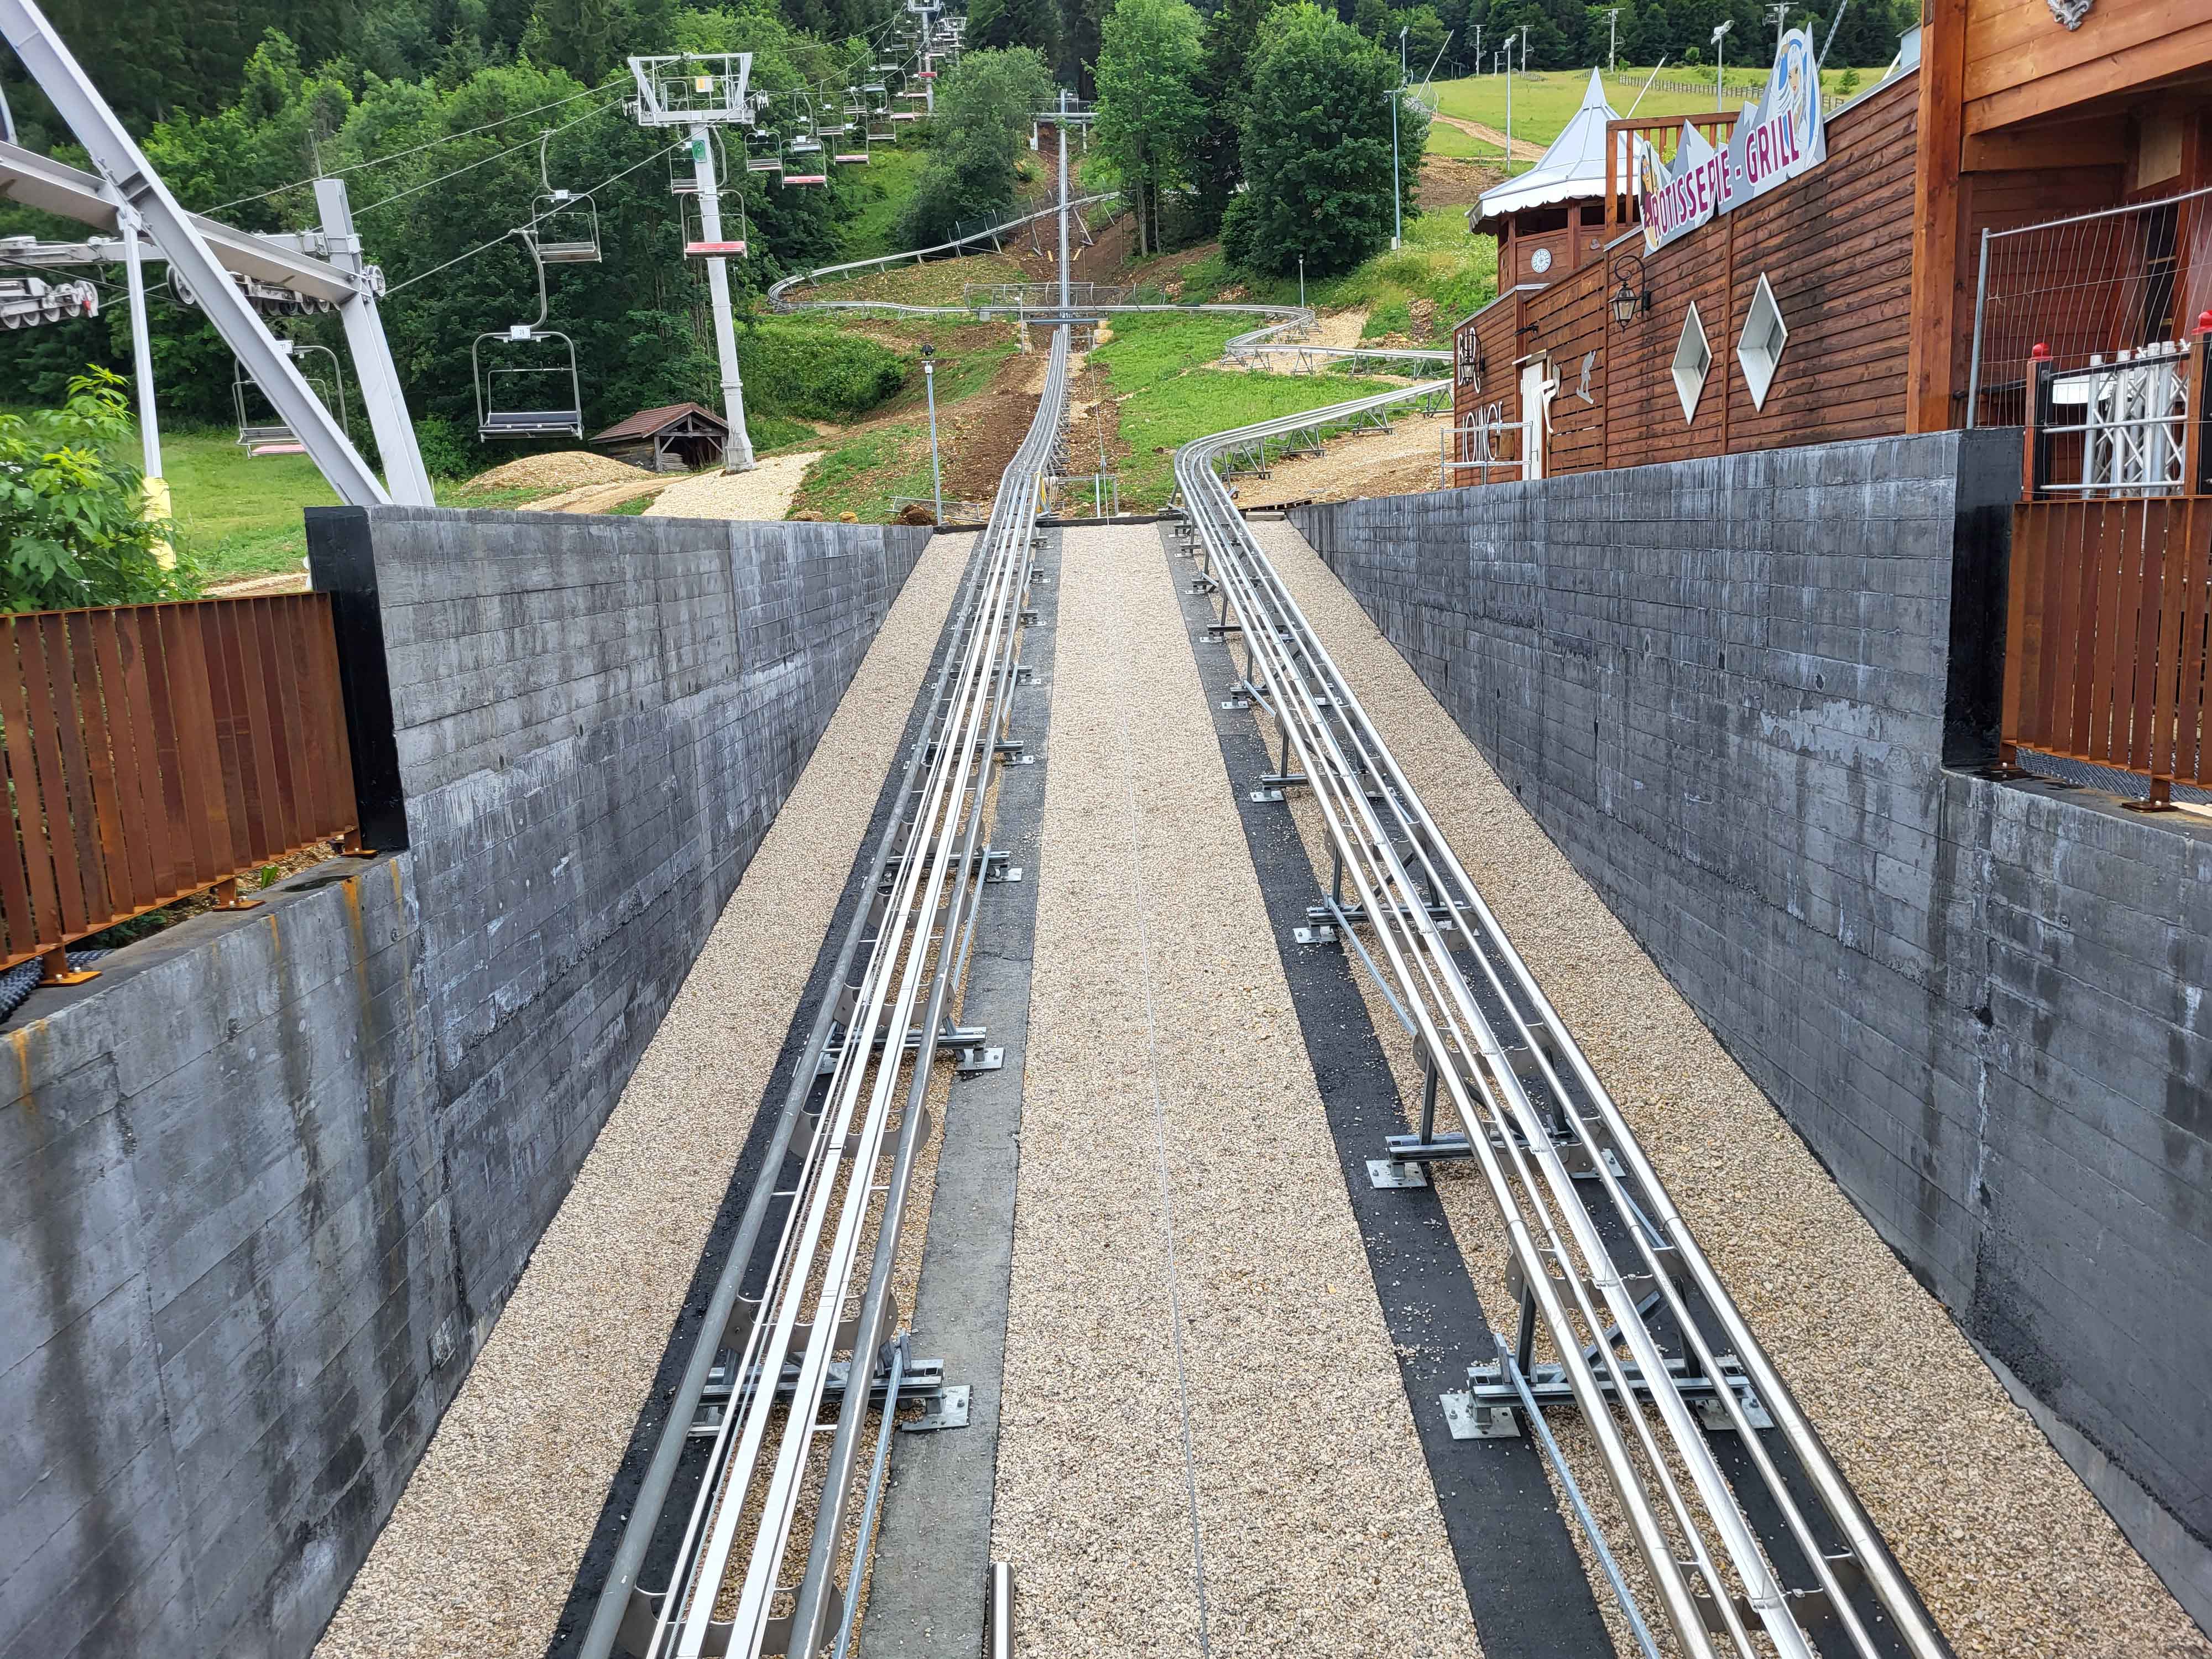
454,451,638,494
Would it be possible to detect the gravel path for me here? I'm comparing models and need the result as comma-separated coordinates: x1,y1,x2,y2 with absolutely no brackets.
646,449,824,520
1237,410,1451,507
310,534,971,1659
1247,518,2212,1659
992,522,1474,1658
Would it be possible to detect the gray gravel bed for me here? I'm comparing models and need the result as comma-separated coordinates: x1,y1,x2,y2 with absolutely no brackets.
1247,518,2212,1659
311,535,974,1659
991,522,1474,1658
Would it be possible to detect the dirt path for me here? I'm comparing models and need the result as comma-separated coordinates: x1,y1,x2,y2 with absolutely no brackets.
1433,112,1542,161
1236,404,1453,505
521,475,675,514
646,450,823,520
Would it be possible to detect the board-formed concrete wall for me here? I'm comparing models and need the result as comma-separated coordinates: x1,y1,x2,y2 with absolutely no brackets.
1290,433,2212,1594
0,509,931,1659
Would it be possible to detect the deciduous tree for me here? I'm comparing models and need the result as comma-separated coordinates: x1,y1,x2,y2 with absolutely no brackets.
1093,0,1203,256
1221,3,1424,278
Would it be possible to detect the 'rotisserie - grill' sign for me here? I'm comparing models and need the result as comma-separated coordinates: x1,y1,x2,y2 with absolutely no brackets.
1635,27,1825,254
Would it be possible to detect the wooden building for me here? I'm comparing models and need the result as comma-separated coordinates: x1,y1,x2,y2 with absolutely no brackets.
1448,3,2212,486
1466,71,1621,290
1447,3,2212,804
591,402,730,472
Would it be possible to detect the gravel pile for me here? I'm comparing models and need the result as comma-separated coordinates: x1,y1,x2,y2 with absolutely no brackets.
992,522,1474,1658
455,450,643,494
646,450,824,521
1247,518,2212,1659
311,535,973,1659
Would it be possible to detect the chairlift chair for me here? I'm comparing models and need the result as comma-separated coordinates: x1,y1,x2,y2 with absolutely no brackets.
236,339,348,457
472,232,584,442
681,190,748,259
533,131,602,262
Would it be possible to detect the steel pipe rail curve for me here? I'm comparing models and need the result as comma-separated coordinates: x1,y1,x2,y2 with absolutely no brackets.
1173,388,1952,1659
765,193,1119,311
580,329,1074,1659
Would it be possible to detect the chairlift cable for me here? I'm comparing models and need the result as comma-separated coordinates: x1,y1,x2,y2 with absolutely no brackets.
382,139,686,296
205,76,628,215
351,95,621,218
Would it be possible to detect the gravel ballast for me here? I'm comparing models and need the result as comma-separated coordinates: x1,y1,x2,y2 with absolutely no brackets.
1246,517,2212,1659
310,534,971,1659
992,522,1474,1657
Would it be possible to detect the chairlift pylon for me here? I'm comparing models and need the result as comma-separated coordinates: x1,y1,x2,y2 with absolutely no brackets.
472,231,583,442
237,338,347,457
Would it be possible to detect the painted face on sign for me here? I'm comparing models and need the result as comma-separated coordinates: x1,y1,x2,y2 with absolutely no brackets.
1782,40,1809,143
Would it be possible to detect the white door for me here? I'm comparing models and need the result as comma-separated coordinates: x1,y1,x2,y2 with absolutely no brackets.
1519,359,1551,481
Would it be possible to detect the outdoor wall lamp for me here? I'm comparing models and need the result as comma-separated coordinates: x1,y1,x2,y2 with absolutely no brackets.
1609,254,1648,330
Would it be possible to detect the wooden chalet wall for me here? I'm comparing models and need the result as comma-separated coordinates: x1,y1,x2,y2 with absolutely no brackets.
1962,0,2212,137
1449,72,1921,485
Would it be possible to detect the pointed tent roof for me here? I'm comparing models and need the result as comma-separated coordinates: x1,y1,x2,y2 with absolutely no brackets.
1467,69,1621,236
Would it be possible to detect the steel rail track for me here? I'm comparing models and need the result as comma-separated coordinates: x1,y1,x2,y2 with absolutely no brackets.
1173,385,1950,1659
579,327,1073,1659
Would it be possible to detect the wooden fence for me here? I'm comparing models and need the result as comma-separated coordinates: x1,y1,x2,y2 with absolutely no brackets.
0,594,359,980
2002,497,2212,805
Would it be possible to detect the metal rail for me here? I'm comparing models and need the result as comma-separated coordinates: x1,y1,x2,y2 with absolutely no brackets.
1173,384,1950,1659
579,327,1072,1659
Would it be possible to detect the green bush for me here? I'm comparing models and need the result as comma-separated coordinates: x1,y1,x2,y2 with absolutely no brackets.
412,415,475,479
0,368,196,613
739,324,908,422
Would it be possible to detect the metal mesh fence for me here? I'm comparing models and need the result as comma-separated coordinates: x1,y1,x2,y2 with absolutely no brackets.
1968,184,2212,435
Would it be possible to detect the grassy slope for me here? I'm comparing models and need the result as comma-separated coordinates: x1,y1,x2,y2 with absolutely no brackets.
787,322,1019,520
1090,313,1400,510
1430,64,1867,148
1135,200,1499,349
839,143,930,262
160,427,339,583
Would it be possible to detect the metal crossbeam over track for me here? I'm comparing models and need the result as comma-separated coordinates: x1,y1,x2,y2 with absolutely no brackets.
1173,385,1950,1659
579,327,1072,1659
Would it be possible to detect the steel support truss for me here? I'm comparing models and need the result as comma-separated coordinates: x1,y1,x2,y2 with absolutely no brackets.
1173,381,1951,1659
579,327,1074,1659
0,0,430,505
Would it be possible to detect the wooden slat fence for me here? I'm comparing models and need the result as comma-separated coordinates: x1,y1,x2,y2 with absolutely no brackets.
0,594,358,977
2002,496,2212,802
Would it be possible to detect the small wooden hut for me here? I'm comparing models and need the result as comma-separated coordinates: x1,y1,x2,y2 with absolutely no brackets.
591,403,730,472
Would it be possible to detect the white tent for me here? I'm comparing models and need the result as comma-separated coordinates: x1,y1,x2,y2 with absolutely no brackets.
1467,69,1621,235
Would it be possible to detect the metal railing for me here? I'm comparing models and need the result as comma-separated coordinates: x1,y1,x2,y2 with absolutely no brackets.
578,328,1072,1659
1968,184,2212,431
0,596,358,980
1440,405,1526,487
1174,385,1950,1659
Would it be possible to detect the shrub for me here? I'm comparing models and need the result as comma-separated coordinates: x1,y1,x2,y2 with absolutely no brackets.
411,415,475,479
739,324,907,421
0,368,196,613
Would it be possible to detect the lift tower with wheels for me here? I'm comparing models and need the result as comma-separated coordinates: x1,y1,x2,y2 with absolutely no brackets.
629,53,757,472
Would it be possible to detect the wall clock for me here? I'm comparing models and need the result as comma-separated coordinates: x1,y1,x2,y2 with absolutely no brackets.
1531,246,1553,274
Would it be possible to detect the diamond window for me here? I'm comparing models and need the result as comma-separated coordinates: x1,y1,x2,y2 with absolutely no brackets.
1737,273,1789,410
1672,302,1712,423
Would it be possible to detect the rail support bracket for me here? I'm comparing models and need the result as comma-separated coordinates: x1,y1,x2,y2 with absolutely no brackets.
1441,1389,1520,1439
1367,1157,1428,1190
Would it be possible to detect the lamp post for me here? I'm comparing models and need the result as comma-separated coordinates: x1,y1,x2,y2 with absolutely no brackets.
921,342,942,524
1391,26,1406,249
1298,253,1305,310
1712,19,1730,105
1605,7,1621,70
1502,35,1514,178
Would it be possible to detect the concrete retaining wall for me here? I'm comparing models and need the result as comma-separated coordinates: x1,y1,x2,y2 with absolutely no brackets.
0,509,931,1659
1290,433,2212,1597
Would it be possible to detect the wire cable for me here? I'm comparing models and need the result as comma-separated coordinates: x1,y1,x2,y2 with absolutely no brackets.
382,138,684,296
205,75,627,215
351,94,620,218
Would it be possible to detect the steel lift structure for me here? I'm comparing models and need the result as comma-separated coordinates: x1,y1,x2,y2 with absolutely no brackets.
629,51,759,471
1172,383,1953,1659
0,0,434,508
